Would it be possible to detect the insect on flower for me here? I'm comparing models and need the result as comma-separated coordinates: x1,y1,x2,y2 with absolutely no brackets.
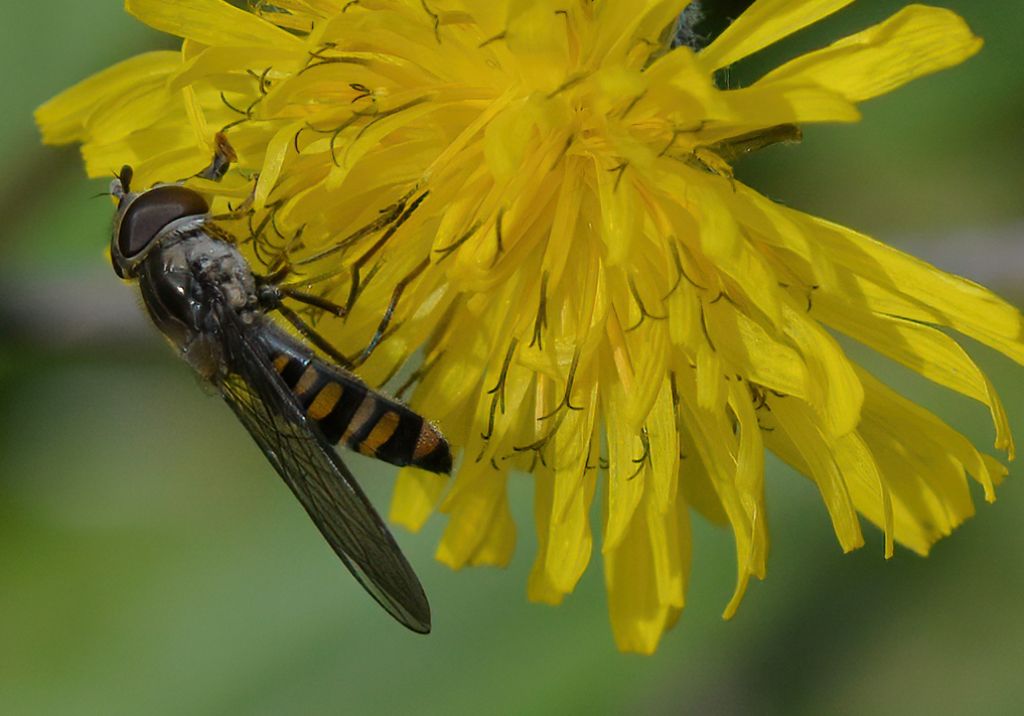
38,0,1024,654
109,132,451,633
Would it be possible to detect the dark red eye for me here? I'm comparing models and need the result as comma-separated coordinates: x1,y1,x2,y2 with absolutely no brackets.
117,185,209,259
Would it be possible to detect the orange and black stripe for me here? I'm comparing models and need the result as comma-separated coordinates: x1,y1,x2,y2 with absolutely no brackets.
268,344,451,474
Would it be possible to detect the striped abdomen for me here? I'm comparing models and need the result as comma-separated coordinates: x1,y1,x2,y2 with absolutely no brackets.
262,331,451,474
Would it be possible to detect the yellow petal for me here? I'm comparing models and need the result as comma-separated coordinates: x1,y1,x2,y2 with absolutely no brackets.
643,45,724,119
504,0,570,91
604,486,689,654
858,367,1001,503
700,0,854,71
543,393,599,594
771,398,864,552
36,51,179,145
126,0,302,48
527,469,564,605
254,122,305,207
603,382,646,552
168,45,304,92
646,378,680,513
781,302,864,437
727,382,768,575
833,431,894,558
412,315,491,421
737,189,1024,371
857,428,969,555
677,425,729,526
180,84,211,152
644,490,687,610
686,178,784,328
594,154,642,268
468,494,516,567
695,342,723,414
601,0,691,66
816,293,1014,457
483,100,537,183
717,83,861,125
436,461,511,569
666,275,699,348
758,5,983,102
710,305,809,401
83,133,198,186
390,467,447,533
675,370,763,615
624,320,670,430
541,156,585,295
764,419,903,553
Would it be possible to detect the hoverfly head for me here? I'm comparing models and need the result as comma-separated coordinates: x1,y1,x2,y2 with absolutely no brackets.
110,172,209,280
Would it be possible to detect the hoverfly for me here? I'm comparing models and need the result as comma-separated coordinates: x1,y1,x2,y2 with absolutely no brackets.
109,134,450,633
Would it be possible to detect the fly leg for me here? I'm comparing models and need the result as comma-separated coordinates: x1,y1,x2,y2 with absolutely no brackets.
277,287,348,319
191,132,260,222
256,262,349,319
258,285,353,368
196,132,237,182
350,257,429,368
210,133,263,222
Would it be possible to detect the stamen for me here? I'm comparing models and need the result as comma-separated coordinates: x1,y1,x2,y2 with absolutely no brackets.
530,272,549,349
618,91,646,119
349,82,372,103
538,348,584,419
420,0,441,43
488,207,505,268
546,72,591,99
627,427,651,480
434,220,484,261
478,31,506,49
482,339,518,441
699,302,717,352
626,275,668,331
608,160,629,192
512,409,567,468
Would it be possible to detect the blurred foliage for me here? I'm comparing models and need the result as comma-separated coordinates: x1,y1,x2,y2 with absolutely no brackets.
1,2,1022,715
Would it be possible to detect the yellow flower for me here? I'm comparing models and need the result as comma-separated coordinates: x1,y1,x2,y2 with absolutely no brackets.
37,0,1023,653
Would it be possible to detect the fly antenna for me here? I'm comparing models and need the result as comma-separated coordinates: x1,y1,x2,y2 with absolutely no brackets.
112,164,134,200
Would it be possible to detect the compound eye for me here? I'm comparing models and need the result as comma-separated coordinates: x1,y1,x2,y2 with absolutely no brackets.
117,185,209,259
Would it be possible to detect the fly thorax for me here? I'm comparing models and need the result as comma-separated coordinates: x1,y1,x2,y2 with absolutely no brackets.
185,235,258,314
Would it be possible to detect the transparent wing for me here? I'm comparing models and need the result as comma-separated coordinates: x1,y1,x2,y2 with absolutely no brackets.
216,311,431,634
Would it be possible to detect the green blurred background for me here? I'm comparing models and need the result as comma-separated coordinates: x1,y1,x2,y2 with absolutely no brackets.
2,2,1022,714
